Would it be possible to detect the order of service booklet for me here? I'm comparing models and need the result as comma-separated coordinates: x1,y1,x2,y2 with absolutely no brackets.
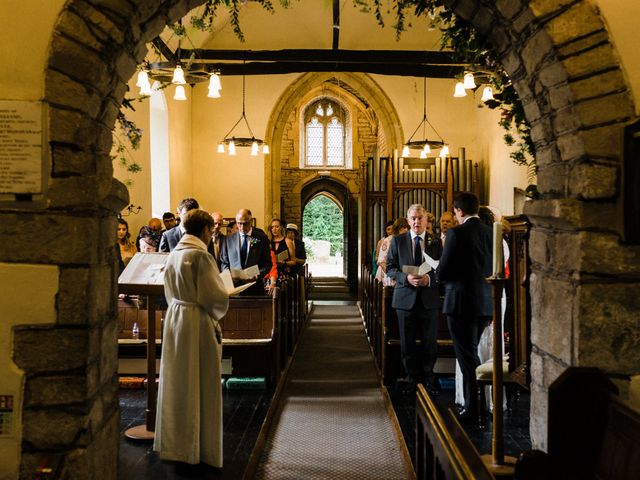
219,269,256,295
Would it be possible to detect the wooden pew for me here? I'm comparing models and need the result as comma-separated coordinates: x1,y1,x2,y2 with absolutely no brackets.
219,290,282,387
515,367,640,480
415,384,494,479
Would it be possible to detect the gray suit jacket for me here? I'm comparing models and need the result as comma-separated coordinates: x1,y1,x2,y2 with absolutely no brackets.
159,226,183,253
220,228,272,279
386,231,442,311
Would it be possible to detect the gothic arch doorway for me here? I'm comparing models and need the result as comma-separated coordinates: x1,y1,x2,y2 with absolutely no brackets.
300,178,357,292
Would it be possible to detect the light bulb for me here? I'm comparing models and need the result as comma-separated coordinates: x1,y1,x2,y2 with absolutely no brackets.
453,82,467,98
217,143,225,154
139,81,152,96
174,85,187,101
316,105,324,116
463,72,476,89
422,144,431,154
250,141,259,156
207,88,221,98
481,86,494,102
420,150,427,159
440,145,450,157
136,70,148,87
172,65,186,85
401,145,410,157
262,144,270,154
326,105,334,116
208,72,221,91
228,140,236,156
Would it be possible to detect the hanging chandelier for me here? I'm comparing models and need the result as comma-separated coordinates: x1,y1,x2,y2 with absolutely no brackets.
453,71,496,104
401,77,449,159
217,72,268,156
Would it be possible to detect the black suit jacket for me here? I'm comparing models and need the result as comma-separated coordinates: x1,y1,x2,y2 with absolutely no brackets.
207,233,226,269
438,217,493,317
159,227,183,253
220,228,272,280
386,231,442,311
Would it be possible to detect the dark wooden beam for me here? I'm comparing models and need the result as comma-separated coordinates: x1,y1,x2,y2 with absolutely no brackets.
172,48,461,65
151,37,176,64
147,60,465,78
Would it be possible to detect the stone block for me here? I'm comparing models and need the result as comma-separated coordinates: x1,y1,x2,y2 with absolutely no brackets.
86,0,138,22
551,106,581,137
51,145,96,177
558,30,611,58
630,375,640,410
114,51,138,86
70,1,127,45
576,283,640,373
522,30,554,75
569,161,618,199
574,91,634,128
22,409,90,449
99,321,120,384
522,97,542,124
545,1,603,46
530,273,575,364
48,106,100,148
536,162,568,195
57,10,105,52
512,8,536,34
581,123,623,160
529,0,579,19
24,374,89,407
45,70,102,118
537,61,569,89
533,144,560,167
13,326,89,373
57,267,90,326
563,43,618,79
48,176,102,208
555,132,585,162
501,49,524,79
0,214,99,264
469,7,494,35
48,36,111,94
495,0,526,20
524,198,618,230
529,379,548,450
529,118,554,146
548,84,574,111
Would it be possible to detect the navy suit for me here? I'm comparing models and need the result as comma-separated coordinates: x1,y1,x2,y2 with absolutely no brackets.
387,231,442,386
220,228,272,294
438,216,493,412
159,226,183,253
207,233,225,270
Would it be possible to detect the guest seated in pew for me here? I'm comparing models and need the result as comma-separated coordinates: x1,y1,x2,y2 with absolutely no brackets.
154,209,229,468
220,208,272,295
264,249,279,295
285,223,307,275
375,221,395,273
375,217,409,286
138,226,160,253
117,218,137,267
268,218,297,277
387,204,442,396
439,211,455,248
162,211,177,231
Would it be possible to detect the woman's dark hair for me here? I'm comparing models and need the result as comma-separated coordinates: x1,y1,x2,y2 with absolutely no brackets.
138,226,160,248
183,209,214,237
478,206,495,227
118,218,131,243
392,217,410,235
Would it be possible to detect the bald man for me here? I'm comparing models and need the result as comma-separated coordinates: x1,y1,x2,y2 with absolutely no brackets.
220,208,272,295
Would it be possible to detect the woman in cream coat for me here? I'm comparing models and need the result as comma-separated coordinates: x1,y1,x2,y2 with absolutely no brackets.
154,209,229,467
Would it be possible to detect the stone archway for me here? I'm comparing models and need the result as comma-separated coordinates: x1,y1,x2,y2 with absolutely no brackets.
8,1,637,477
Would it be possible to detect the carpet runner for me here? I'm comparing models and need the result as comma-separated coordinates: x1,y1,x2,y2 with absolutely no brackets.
251,303,414,479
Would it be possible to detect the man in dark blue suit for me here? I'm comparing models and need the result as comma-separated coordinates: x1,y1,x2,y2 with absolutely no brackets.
159,198,199,252
220,208,272,295
387,204,442,395
438,192,493,420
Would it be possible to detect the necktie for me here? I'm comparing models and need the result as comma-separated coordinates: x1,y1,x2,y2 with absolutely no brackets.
240,235,248,267
213,236,220,260
414,236,422,267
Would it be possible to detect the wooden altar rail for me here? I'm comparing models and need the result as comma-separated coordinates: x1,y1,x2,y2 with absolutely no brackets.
415,384,494,480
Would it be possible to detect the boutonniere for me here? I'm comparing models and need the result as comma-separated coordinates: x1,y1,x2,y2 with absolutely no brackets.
426,234,434,246
249,237,259,247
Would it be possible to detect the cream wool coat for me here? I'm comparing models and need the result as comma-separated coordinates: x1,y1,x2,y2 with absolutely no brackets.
154,234,229,466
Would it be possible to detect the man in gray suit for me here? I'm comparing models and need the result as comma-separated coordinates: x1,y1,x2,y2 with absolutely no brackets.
387,204,442,395
159,198,199,252
220,208,272,295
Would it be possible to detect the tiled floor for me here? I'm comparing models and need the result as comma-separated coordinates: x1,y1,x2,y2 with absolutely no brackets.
389,376,532,461
118,383,272,479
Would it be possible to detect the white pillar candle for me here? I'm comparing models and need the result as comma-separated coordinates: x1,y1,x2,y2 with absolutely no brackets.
493,221,504,277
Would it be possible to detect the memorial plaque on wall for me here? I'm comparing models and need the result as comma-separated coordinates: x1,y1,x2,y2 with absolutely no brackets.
0,101,44,195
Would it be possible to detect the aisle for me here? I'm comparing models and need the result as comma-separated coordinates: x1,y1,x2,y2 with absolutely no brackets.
250,302,414,479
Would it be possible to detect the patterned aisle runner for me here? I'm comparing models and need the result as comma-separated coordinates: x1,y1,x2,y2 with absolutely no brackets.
253,303,413,479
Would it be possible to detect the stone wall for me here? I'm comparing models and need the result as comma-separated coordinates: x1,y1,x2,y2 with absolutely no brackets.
445,0,640,448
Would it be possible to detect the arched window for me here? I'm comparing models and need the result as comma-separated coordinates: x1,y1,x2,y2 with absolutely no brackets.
301,98,351,168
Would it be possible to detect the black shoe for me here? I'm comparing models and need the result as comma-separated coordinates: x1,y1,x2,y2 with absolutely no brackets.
396,377,417,396
424,381,441,397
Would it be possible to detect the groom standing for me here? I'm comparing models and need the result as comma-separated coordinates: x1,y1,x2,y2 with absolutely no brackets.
386,204,442,395
438,192,493,421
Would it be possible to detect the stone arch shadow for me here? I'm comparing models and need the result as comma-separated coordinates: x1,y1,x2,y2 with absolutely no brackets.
20,0,636,473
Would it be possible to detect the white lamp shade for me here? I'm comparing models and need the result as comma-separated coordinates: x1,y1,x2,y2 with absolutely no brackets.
401,145,410,157
440,145,450,157
463,72,476,89
228,140,236,156
136,70,148,87
217,143,225,154
419,149,427,159
422,144,431,154
207,87,221,98
481,86,494,102
139,83,152,96
174,85,187,101
453,82,467,97
208,73,221,91
262,144,270,154
250,141,259,156
172,65,186,85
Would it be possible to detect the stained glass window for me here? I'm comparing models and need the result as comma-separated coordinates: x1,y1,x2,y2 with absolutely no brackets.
303,99,347,168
